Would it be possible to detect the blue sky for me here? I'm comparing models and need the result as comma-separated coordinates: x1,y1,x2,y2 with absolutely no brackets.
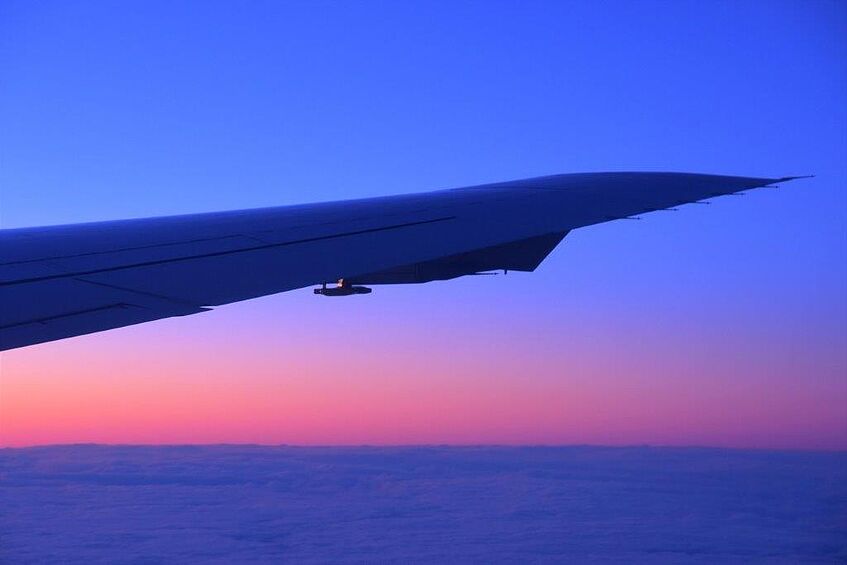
3,0,844,304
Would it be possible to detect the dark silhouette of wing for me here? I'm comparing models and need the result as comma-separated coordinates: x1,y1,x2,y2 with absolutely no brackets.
0,172,802,350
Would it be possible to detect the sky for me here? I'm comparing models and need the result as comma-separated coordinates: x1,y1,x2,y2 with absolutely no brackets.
0,0,845,449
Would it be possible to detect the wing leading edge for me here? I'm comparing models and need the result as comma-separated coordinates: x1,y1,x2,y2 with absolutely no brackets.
0,172,804,350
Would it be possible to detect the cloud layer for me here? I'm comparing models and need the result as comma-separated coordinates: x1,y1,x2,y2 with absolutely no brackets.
1,445,845,563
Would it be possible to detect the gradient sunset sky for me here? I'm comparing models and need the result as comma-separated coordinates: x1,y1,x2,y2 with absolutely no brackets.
1,0,845,449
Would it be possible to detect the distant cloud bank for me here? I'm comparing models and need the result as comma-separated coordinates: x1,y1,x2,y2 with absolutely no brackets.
1,445,845,563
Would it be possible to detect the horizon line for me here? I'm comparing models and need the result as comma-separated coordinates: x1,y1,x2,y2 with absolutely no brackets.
3,442,845,454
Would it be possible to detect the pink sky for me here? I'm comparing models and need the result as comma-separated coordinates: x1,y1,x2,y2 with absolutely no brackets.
3,290,844,450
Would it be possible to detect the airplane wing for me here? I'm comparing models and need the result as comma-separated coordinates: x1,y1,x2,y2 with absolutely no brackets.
0,172,804,351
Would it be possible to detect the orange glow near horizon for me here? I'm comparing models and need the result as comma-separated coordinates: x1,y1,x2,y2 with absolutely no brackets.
3,299,845,450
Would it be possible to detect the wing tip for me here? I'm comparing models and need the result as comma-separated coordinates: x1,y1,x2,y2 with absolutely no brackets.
774,174,815,183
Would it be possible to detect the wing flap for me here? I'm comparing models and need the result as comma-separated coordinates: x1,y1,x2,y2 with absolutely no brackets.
353,231,568,284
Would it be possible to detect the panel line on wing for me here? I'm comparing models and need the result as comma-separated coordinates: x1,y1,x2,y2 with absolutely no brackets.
0,216,457,287
73,277,211,309
0,234,251,267
0,303,140,330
